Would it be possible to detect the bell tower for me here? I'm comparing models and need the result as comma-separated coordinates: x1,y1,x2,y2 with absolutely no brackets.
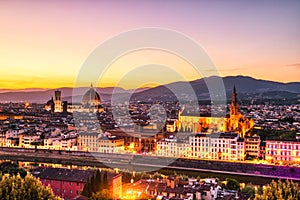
54,90,62,112
230,85,238,116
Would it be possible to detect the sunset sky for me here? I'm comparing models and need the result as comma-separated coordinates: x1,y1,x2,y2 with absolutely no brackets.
0,0,299,89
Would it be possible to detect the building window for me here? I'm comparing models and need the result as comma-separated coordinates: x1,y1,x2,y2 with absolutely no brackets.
70,190,72,194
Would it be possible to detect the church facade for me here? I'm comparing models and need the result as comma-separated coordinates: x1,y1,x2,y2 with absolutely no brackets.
178,86,254,138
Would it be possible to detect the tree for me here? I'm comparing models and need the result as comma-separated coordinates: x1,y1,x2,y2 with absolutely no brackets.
90,174,96,194
254,179,300,200
225,178,240,191
90,189,111,200
81,180,90,197
241,184,255,199
103,171,108,190
0,162,27,178
0,173,60,200
82,171,104,198
81,178,92,198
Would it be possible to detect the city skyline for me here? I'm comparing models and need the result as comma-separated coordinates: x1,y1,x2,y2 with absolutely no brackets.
1,0,299,89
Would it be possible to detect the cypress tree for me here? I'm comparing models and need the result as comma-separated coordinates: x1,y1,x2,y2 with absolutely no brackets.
82,177,93,197
81,182,89,197
103,171,108,189
95,169,102,191
90,174,96,194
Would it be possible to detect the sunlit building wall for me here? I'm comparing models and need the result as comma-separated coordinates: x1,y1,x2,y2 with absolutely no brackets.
156,138,190,158
189,133,245,161
265,140,300,164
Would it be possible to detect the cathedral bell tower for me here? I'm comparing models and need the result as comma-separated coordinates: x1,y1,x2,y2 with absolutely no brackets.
230,85,239,116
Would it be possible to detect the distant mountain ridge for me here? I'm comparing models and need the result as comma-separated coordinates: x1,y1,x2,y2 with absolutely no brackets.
131,76,300,102
0,76,299,103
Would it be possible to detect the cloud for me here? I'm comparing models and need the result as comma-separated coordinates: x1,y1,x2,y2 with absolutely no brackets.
204,67,243,72
286,63,300,69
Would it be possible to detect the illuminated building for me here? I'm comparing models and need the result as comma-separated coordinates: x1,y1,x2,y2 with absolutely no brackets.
78,132,125,153
178,86,254,137
22,133,40,148
54,90,63,112
106,129,163,153
81,84,103,113
265,140,300,164
97,135,125,153
156,137,190,158
45,85,103,113
77,132,99,152
245,136,261,158
44,97,54,112
44,136,77,150
189,133,245,161
0,128,6,146
33,168,122,199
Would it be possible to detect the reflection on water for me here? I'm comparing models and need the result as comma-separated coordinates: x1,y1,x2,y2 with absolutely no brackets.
0,160,95,171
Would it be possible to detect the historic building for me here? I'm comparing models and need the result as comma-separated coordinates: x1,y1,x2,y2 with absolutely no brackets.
178,86,254,138
33,167,122,199
156,137,190,158
97,135,125,154
45,97,54,112
45,85,103,113
189,133,245,161
54,90,63,112
265,140,300,164
245,136,261,158
81,84,103,113
77,132,99,152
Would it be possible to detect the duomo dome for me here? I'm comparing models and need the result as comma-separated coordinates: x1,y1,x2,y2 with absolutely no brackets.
82,85,101,106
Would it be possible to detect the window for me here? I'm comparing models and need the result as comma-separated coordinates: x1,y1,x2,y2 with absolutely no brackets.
70,190,73,194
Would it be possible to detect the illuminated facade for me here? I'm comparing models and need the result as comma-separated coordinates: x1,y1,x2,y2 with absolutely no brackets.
77,132,99,152
265,140,300,164
245,136,261,157
81,84,103,113
178,86,254,137
54,90,62,112
156,138,190,158
97,135,125,153
189,133,245,161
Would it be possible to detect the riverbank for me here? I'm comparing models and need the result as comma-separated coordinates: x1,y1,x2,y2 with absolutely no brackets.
0,147,299,184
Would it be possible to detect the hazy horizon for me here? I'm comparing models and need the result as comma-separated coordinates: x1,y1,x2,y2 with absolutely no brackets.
0,75,299,91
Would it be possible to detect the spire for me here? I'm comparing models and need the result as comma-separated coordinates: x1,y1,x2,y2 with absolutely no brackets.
230,84,238,115
91,83,93,88
232,85,237,105
233,84,236,94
